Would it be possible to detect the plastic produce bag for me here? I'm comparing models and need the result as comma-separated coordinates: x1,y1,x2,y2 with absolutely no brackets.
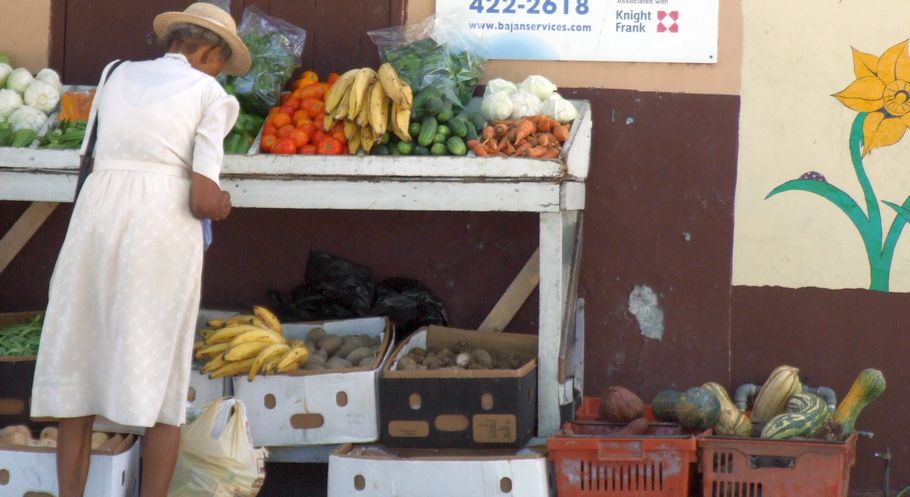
368,14,486,112
221,6,306,115
372,277,448,338
167,398,266,497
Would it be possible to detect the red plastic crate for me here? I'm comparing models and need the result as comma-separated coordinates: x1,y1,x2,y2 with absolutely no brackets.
549,420,698,497
576,396,656,422
699,433,857,497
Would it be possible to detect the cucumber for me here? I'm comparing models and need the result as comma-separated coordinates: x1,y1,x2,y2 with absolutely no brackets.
468,112,487,131
389,144,401,156
430,143,448,156
447,117,467,138
417,116,438,147
414,145,431,156
464,121,478,140
372,144,390,156
381,131,391,144
396,141,414,155
446,136,467,156
433,133,446,145
436,102,453,123
437,124,451,137
409,121,422,137
425,97,444,115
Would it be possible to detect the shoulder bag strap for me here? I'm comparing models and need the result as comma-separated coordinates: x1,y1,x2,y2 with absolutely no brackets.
74,59,126,201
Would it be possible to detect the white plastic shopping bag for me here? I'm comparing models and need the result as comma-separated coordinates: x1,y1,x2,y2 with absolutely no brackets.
167,397,267,497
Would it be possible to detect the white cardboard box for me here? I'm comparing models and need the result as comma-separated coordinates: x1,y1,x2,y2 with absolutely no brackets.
327,443,550,497
0,433,140,497
232,317,393,447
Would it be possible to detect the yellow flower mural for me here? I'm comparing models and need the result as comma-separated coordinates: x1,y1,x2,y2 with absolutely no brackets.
768,39,910,292
834,40,910,154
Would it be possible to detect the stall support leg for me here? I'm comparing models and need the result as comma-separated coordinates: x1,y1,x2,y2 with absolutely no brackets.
538,210,577,437
0,202,58,275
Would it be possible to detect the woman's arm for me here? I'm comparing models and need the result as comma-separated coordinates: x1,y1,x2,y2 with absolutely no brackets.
190,172,231,220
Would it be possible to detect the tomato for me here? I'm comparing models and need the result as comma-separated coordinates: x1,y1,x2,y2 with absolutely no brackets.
279,93,291,103
313,114,325,129
318,137,344,155
279,105,296,116
330,122,345,135
306,100,325,119
262,123,277,137
260,134,278,153
277,124,295,138
321,82,332,94
273,137,297,155
296,121,316,136
327,72,341,84
290,129,310,148
299,84,325,100
298,144,318,155
301,70,319,82
283,98,301,111
331,130,347,144
311,129,327,145
292,110,309,123
271,112,291,128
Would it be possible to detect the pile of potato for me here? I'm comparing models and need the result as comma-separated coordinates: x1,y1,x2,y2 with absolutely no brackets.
395,342,525,371
0,425,125,450
302,327,383,371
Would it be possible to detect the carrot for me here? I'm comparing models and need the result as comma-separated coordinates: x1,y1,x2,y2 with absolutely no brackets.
474,146,490,157
553,123,570,143
505,128,517,145
537,133,555,148
541,148,559,159
494,122,510,137
514,119,536,144
527,146,548,158
482,126,496,141
515,142,532,157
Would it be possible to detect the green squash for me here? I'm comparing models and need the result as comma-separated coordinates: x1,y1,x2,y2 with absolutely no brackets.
674,387,720,431
651,390,683,422
833,369,885,437
761,393,829,440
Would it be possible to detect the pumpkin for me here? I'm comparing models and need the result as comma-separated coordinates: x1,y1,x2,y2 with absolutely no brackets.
703,382,752,437
832,368,885,437
652,390,683,422
750,365,802,423
675,387,720,432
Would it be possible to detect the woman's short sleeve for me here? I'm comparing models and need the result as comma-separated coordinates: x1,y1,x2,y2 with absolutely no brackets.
192,85,240,185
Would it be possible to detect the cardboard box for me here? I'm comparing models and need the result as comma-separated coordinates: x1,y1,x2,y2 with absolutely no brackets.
0,433,140,497
327,443,549,497
231,317,393,447
380,326,538,449
0,311,42,427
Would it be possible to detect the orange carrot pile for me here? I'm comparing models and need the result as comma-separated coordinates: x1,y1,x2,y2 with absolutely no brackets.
467,115,571,159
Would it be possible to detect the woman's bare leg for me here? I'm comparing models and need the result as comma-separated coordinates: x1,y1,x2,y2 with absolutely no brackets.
57,415,95,497
139,422,181,497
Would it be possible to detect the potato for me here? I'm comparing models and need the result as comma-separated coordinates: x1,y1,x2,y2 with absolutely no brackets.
304,341,317,355
40,426,58,441
358,356,375,368
318,335,343,355
0,425,30,446
471,349,494,369
439,356,454,367
36,437,57,448
407,347,426,360
325,357,353,369
308,354,326,366
397,356,418,371
316,349,328,360
346,347,373,365
307,327,327,343
303,363,325,371
437,348,454,359
337,336,365,358
424,357,442,370
455,352,473,368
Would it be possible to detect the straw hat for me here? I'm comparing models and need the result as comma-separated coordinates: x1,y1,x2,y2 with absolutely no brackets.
153,2,251,76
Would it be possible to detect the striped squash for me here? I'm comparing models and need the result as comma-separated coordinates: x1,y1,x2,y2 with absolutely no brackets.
703,382,752,437
751,365,802,423
761,393,829,440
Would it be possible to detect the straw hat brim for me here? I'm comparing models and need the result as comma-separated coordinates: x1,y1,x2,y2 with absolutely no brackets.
153,12,251,76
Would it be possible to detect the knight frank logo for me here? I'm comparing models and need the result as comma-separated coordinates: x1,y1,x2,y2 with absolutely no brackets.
657,11,679,33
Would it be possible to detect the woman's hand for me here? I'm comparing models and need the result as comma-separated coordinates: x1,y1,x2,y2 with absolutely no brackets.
190,173,231,220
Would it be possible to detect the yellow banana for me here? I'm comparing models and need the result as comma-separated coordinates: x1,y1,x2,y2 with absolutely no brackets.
390,101,411,142
253,306,282,335
262,356,282,374
355,93,371,127
348,68,377,120
197,328,216,339
361,126,375,153
324,68,360,113
225,314,258,326
201,354,227,374
333,88,352,121
377,63,404,105
229,328,285,348
400,82,413,110
195,342,229,360
224,341,271,362
344,120,359,141
323,117,338,132
348,131,361,155
206,319,226,328
275,346,309,373
249,343,290,381
290,339,306,348
368,81,389,137
210,358,256,379
204,324,261,345
193,340,206,351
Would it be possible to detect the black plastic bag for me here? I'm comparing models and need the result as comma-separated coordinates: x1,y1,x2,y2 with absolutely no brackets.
304,251,375,316
371,277,447,337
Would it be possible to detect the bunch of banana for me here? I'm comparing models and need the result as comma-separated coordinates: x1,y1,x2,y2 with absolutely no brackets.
324,63,413,154
194,306,309,381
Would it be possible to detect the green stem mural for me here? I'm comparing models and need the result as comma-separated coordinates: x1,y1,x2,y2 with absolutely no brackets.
767,112,910,291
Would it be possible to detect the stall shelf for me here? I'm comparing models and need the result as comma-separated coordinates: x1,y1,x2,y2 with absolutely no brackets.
0,101,593,460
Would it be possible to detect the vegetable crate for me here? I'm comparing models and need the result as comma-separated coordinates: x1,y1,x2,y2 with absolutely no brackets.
0,311,43,427
548,396,697,497
698,433,857,497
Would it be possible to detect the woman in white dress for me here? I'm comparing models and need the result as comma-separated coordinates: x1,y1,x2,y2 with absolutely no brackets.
29,4,250,497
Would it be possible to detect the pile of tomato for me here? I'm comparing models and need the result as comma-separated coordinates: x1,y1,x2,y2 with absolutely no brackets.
259,70,346,155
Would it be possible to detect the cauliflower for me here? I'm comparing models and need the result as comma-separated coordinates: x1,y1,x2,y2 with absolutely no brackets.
519,75,558,101
6,68,34,94
35,68,63,93
484,78,518,97
24,80,60,114
0,88,23,119
481,91,513,121
0,63,12,88
541,94,578,123
509,90,543,119
8,105,47,132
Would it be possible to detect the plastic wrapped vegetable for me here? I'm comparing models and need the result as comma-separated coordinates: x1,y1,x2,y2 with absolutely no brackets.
6,68,34,94
24,80,60,114
541,94,578,123
519,75,557,101
221,6,306,116
0,63,12,88
8,105,46,132
509,90,543,119
0,88,22,119
484,78,518,97
481,92,513,121
35,68,63,93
